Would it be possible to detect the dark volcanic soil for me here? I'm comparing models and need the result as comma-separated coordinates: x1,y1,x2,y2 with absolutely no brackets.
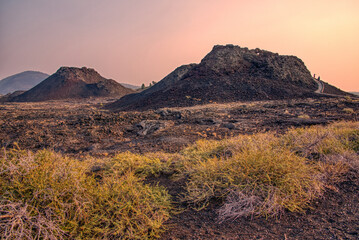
0,95,358,239
1,96,358,156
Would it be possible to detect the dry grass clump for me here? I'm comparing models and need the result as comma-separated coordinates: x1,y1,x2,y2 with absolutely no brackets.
107,151,175,177
0,148,171,239
281,121,359,157
176,122,359,221
180,135,323,216
0,200,65,240
280,121,359,183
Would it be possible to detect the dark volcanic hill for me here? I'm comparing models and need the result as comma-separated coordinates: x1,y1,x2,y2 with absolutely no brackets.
107,45,322,111
11,67,134,102
0,71,49,95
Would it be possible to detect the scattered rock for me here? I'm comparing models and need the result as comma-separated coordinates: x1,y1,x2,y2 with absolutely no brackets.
220,123,236,129
158,136,191,146
195,118,221,125
135,120,174,136
155,109,182,119
277,118,328,126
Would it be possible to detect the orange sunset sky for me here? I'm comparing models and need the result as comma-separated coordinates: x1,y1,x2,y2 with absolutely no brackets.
0,0,358,91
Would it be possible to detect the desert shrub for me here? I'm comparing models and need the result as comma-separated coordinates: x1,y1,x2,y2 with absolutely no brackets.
281,122,359,158
0,149,171,239
177,122,359,221
280,122,359,185
107,151,174,177
179,134,275,170
180,135,324,216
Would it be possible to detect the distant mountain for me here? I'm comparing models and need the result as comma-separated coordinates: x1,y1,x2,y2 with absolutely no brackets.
0,71,49,95
11,67,134,102
107,44,328,111
350,92,359,96
120,83,140,90
0,91,26,102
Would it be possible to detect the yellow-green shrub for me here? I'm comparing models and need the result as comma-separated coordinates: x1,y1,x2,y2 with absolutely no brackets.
280,122,359,157
180,135,324,215
0,149,171,239
107,151,174,177
177,122,359,220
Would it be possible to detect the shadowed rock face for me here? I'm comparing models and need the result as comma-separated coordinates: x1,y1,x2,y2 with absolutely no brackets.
0,71,49,95
11,67,134,102
107,45,319,111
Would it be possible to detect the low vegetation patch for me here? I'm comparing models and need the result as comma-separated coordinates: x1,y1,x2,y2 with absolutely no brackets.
1,122,358,239
176,121,359,221
0,148,171,239
179,134,325,218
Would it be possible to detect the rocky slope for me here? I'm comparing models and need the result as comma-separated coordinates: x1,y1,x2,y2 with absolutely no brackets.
0,71,49,95
107,45,321,111
11,67,134,102
321,81,352,96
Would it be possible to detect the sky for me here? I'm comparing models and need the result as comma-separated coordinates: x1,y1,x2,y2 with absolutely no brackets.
0,0,358,91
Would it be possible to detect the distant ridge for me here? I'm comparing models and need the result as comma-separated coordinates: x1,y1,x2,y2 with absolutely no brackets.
11,67,134,102
120,83,140,90
0,71,49,95
107,44,344,111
